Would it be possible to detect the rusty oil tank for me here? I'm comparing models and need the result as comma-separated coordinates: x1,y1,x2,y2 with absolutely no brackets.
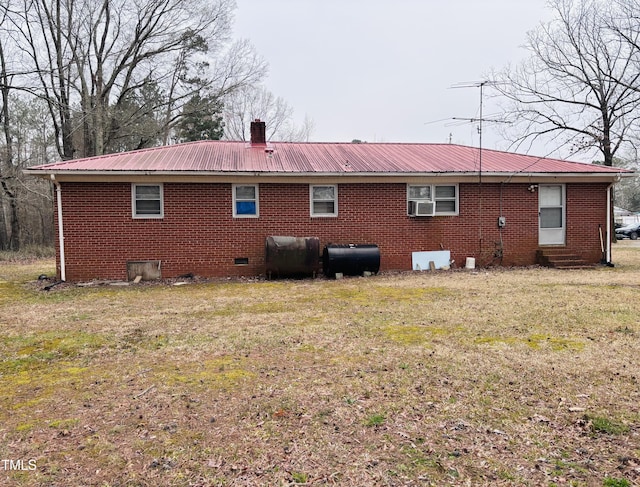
265,236,321,279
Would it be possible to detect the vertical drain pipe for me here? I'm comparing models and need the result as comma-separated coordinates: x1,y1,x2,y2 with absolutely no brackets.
51,175,66,281
606,181,616,265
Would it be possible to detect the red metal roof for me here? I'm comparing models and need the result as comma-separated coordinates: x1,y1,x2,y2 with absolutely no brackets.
28,140,628,175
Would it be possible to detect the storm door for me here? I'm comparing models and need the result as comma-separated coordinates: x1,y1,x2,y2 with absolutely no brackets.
538,184,566,245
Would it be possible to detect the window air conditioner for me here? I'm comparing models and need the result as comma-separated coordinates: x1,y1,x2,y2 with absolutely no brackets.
409,200,435,217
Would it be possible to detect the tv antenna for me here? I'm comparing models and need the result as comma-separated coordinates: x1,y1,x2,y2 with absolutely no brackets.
451,80,505,260
451,80,506,179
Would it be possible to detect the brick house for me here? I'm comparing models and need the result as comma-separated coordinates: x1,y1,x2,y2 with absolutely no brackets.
26,121,629,281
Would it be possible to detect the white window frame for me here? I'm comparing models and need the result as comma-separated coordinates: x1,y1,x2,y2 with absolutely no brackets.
407,184,458,216
132,183,164,219
232,184,259,218
433,184,458,215
310,184,338,217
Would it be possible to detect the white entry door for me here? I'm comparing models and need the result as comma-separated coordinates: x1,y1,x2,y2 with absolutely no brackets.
539,184,566,245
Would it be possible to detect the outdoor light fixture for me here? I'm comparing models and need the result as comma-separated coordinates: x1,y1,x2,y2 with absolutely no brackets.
528,184,538,193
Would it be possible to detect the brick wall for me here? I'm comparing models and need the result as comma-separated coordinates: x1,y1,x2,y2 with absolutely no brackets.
54,181,609,280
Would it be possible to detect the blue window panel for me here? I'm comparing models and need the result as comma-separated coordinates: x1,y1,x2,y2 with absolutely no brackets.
236,201,256,215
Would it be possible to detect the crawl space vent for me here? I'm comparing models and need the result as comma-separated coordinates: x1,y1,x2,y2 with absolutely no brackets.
127,260,161,281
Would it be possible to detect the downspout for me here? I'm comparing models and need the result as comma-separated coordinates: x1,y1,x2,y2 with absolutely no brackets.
51,175,66,281
606,180,616,266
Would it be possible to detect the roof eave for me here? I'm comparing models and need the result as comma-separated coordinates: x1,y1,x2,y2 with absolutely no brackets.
23,168,629,182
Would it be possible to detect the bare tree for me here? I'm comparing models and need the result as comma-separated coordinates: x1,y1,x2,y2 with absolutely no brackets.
223,85,313,142
0,13,20,250
277,113,315,143
0,45,55,250
5,0,266,159
610,2,640,107
492,0,640,166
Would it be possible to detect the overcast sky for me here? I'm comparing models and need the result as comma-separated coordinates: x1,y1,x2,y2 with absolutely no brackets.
232,1,560,156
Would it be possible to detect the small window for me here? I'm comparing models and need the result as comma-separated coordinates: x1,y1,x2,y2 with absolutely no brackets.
310,185,338,217
408,185,432,201
407,184,458,216
132,184,163,218
233,184,259,218
434,185,457,214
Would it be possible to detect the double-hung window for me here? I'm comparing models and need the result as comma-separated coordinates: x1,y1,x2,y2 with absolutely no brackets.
233,184,259,218
407,184,458,216
433,185,457,214
310,185,338,217
132,184,163,218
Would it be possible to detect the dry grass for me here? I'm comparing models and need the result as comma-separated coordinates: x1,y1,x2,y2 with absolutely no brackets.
1,243,639,486
0,245,55,262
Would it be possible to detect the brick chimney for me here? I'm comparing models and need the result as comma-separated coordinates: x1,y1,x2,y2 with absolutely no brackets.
250,119,266,146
